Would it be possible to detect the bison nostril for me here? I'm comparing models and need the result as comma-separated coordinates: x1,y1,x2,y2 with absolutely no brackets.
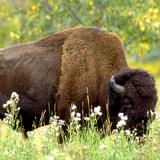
122,97,133,111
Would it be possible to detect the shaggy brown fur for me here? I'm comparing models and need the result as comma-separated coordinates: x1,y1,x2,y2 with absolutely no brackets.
108,68,158,135
0,27,157,135
56,27,128,123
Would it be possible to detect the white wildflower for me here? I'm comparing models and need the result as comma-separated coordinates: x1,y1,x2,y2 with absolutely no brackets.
135,136,140,142
94,106,102,116
125,130,131,136
16,107,20,111
91,112,95,117
112,129,118,134
5,113,12,118
11,92,19,100
84,117,90,121
99,143,106,150
76,124,81,130
116,120,126,128
2,104,7,109
6,100,14,106
94,106,101,113
49,115,65,137
50,118,57,126
118,113,124,119
73,117,81,122
71,111,75,118
54,115,60,120
117,112,128,129
121,115,128,121
55,126,59,132
71,104,77,110
97,112,102,116
134,128,137,132
58,120,65,126
49,116,54,123
76,112,81,118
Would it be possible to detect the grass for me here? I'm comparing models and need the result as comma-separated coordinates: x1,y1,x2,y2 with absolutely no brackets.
1,111,160,160
0,60,160,160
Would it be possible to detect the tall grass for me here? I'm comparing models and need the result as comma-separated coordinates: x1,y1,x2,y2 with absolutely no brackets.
0,85,160,160
1,112,160,160
0,61,160,160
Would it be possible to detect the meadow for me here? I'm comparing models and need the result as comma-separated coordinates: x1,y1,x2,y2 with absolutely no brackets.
0,60,159,160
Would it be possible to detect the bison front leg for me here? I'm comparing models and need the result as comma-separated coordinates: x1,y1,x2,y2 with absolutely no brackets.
56,83,74,124
18,95,52,133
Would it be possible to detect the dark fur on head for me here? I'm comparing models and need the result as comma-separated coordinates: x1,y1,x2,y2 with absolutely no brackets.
108,68,158,136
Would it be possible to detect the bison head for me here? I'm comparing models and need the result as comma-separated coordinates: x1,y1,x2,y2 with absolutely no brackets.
108,68,158,136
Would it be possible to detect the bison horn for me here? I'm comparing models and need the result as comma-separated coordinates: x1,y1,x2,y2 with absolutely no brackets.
110,75,125,94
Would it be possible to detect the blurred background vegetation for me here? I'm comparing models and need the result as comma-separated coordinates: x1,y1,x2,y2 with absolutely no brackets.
0,0,160,77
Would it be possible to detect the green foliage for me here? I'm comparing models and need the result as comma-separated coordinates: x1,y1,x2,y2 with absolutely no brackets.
0,0,160,57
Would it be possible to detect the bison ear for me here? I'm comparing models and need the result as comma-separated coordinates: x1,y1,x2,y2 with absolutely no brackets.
110,75,125,94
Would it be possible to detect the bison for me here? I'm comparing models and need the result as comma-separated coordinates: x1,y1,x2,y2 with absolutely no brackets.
0,27,158,136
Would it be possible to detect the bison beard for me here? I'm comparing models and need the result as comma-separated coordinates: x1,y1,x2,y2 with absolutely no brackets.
0,27,158,136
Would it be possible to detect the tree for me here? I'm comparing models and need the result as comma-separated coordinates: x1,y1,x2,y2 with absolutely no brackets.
0,0,160,57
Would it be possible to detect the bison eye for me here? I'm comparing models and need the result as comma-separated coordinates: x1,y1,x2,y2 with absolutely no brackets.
123,97,133,109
